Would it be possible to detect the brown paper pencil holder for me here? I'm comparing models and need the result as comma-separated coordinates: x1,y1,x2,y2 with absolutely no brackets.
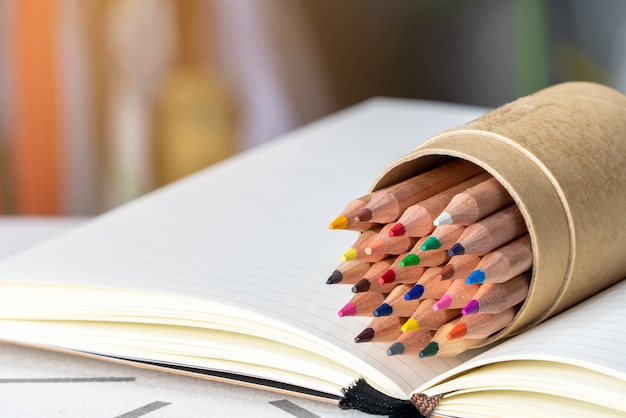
370,81,626,344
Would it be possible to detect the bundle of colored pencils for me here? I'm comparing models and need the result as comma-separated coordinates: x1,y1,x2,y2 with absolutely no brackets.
327,160,532,358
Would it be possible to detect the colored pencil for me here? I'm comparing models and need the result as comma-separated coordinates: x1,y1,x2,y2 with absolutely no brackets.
365,223,418,256
448,204,526,256
432,280,481,310
351,258,396,293
401,298,461,331
437,254,482,281
341,227,385,262
326,260,372,285
465,234,532,284
373,284,423,317
328,193,377,231
462,272,531,315
420,224,466,251
434,176,514,226
338,292,387,317
404,267,452,300
354,315,408,343
400,237,450,268
447,306,517,340
353,160,483,223
378,252,426,284
388,172,490,237
386,329,435,356
419,319,486,358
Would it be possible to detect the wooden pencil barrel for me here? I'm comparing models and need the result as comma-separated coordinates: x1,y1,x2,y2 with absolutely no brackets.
370,81,626,344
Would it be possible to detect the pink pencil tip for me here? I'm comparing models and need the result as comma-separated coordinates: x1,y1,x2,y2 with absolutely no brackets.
338,303,357,317
433,295,452,311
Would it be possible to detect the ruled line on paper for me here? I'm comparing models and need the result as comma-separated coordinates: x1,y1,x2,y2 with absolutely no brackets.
269,400,323,418
114,401,172,418
0,377,136,383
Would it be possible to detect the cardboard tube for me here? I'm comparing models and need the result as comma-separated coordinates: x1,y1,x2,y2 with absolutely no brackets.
370,82,626,344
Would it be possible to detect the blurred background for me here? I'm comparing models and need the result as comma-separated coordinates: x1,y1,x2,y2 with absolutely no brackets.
0,0,625,215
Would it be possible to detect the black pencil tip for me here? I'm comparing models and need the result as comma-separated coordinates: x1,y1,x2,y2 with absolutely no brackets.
326,270,343,284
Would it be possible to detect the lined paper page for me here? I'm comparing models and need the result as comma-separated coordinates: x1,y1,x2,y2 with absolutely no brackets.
0,99,488,398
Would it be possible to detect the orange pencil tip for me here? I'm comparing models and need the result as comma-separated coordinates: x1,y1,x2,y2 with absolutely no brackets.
447,323,467,340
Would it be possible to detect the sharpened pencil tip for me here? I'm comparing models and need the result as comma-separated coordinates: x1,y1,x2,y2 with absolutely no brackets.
342,248,357,262
326,270,343,284
419,342,439,358
399,253,420,267
388,223,405,237
378,270,395,284
351,278,371,293
404,284,424,300
447,323,467,340
365,239,385,256
354,208,372,223
338,303,357,317
433,294,452,311
434,211,453,226
354,328,374,343
401,318,419,332
373,303,393,317
421,236,441,251
328,215,348,230
462,299,480,315
466,270,486,285
448,243,465,256
386,342,406,356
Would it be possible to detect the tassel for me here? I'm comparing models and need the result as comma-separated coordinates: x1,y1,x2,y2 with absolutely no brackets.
339,378,429,418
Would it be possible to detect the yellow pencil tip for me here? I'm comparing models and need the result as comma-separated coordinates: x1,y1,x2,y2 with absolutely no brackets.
329,216,348,230
341,248,357,262
400,318,419,332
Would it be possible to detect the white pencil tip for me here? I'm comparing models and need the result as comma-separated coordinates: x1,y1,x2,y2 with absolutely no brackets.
433,212,453,226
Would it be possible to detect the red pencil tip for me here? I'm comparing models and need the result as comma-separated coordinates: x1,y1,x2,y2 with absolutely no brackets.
388,223,406,237
378,269,395,284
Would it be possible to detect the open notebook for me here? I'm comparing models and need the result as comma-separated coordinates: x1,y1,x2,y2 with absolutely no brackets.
0,98,623,417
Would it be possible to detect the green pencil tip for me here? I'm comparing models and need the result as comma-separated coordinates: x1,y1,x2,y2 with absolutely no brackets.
399,253,420,267
419,342,439,358
421,236,441,251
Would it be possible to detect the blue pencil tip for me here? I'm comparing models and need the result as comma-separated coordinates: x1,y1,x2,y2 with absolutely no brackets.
466,270,486,284
404,284,424,300
448,243,465,256
373,303,393,317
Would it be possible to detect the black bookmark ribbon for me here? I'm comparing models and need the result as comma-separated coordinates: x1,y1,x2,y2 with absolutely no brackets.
339,378,444,418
